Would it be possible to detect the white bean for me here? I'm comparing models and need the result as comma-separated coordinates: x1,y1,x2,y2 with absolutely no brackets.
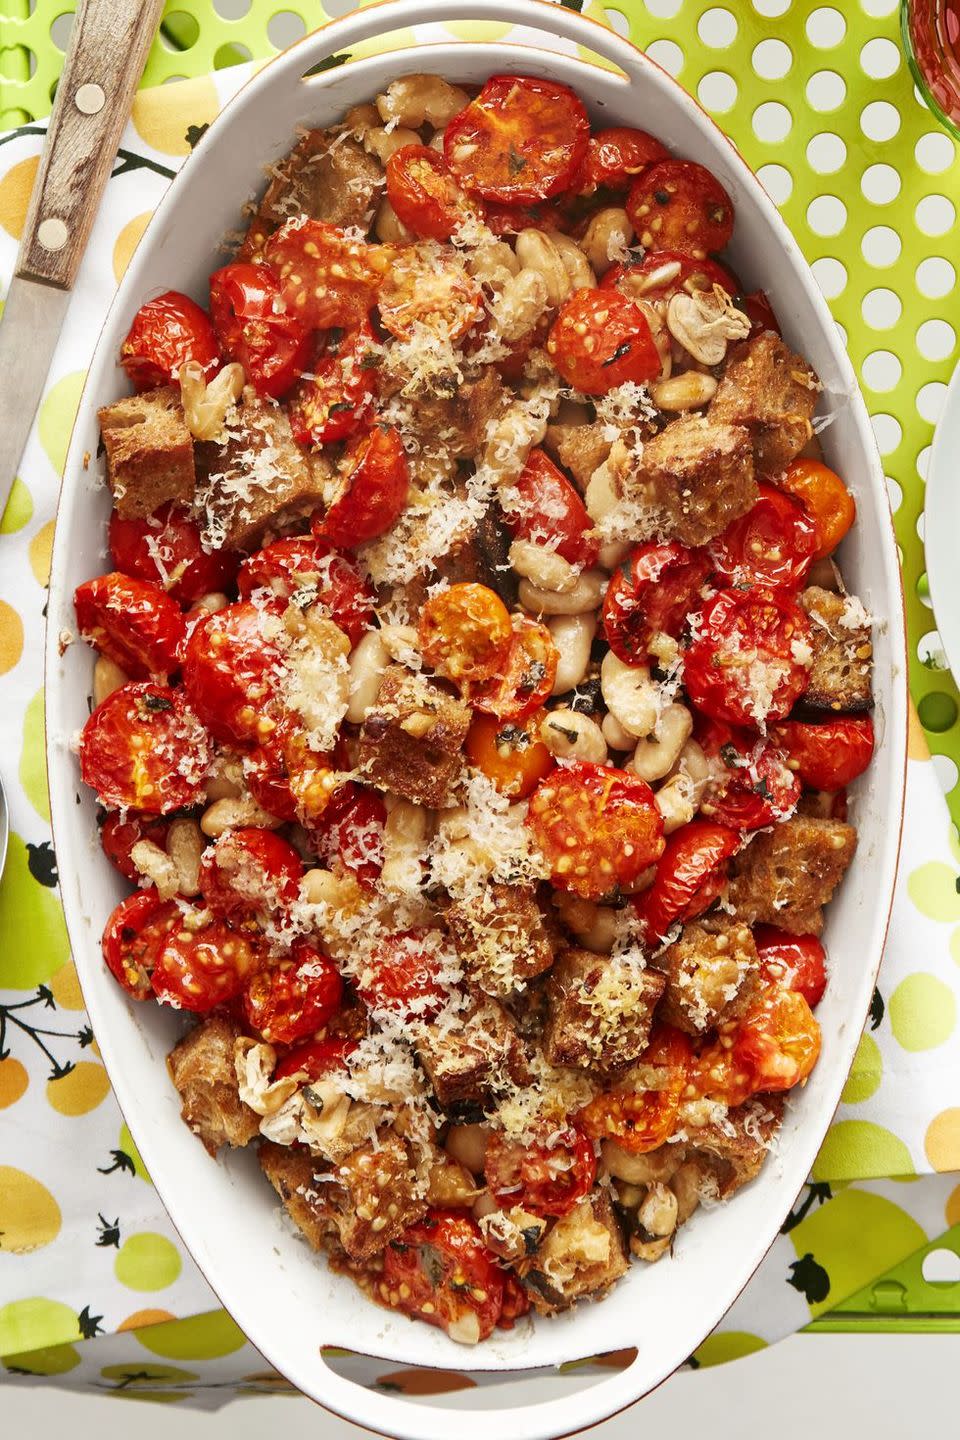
548,612,596,694
540,707,607,764
363,125,419,164
519,569,605,616
347,631,390,723
638,1182,679,1238
374,198,413,244
598,539,631,572
129,840,180,900
380,800,429,895
166,818,204,897
600,1141,680,1185
189,591,229,615
600,653,658,738
551,232,596,290
445,1123,491,1175
491,268,549,343
579,207,634,276
650,371,718,412
201,794,283,837
205,754,244,802
627,704,693,783
93,655,128,708
514,229,572,307
602,711,637,752
554,893,620,953
508,539,578,594
376,75,469,129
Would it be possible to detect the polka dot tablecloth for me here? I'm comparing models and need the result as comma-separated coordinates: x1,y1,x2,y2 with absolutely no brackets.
3,0,960,1407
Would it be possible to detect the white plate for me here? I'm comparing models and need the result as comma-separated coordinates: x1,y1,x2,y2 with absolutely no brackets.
44,2,908,1436
923,361,960,679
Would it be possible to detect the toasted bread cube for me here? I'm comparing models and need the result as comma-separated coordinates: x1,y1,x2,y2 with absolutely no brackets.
358,664,471,808
326,1133,428,1261
446,882,555,999
520,1190,628,1314
628,413,756,546
727,815,856,935
682,1096,785,1197
543,948,665,1073
709,331,819,474
260,1140,335,1251
99,387,195,519
416,999,526,1109
546,421,614,492
800,587,873,713
386,495,518,619
651,919,759,1035
242,128,383,257
167,1015,260,1156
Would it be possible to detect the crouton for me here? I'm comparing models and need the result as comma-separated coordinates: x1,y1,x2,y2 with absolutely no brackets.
415,999,527,1109
99,387,195,519
627,413,757,546
241,128,383,258
543,948,666,1073
800,587,873,713
520,1190,628,1314
166,1015,260,1156
681,1096,785,1196
387,495,518,618
358,664,471,808
709,331,819,474
445,882,556,999
546,421,613,492
727,815,857,935
259,1140,335,1251
324,1132,428,1261
651,919,759,1035
384,370,508,480
195,389,334,552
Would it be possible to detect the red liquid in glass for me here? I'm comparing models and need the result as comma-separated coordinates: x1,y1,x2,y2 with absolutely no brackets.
908,0,960,130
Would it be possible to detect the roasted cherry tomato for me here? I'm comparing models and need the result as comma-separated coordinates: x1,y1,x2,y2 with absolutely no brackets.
80,682,210,814
445,75,589,204
209,261,311,398
733,985,822,1094
280,729,339,827
741,288,781,337
698,720,801,831
465,710,554,799
602,541,710,666
754,926,828,1009
547,287,660,393
693,1027,758,1108
527,760,665,901
418,582,513,685
502,448,599,567
309,781,386,889
576,126,669,193
376,245,483,343
274,1035,358,1083
102,889,174,999
243,940,343,1045
109,503,240,605
182,602,286,748
120,290,220,391
356,930,447,1022
74,572,186,680
709,482,817,592
774,716,875,792
314,426,410,548
634,819,740,943
264,219,390,330
288,321,381,447
150,910,264,1012
470,617,559,721
199,827,303,924
602,248,738,303
580,1027,693,1153
626,160,735,258
484,200,570,236
381,1209,506,1343
99,812,170,883
237,536,374,645
242,728,300,824
386,144,480,241
780,459,856,559
683,586,813,729
484,1126,596,1218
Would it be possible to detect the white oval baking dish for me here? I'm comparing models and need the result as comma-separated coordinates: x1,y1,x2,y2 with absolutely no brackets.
45,2,907,1435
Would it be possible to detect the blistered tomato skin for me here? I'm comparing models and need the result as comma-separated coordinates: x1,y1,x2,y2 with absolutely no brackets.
697,719,801,832
199,827,303,924
780,459,856,559
484,1127,596,1218
264,219,390,330
242,940,343,1045
274,1035,358,1083
577,127,670,193
182,602,286,749
120,290,220,392
466,711,555,799
547,288,660,393
287,321,380,448
710,483,817,593
102,889,174,999
237,537,374,646
209,261,311,398
602,249,738,303
386,144,479,241
634,819,741,943
100,812,169,882
314,427,410,548
683,586,813,730
418,583,513,686
356,930,447,1022
381,1209,507,1342
74,572,187,680
309,781,386,889
754,926,828,1009
774,716,875,792
626,160,735,258
580,1027,693,1153
602,542,710,666
109,504,240,605
445,75,590,204
470,618,559,721
79,682,210,815
503,449,599,567
150,913,264,1012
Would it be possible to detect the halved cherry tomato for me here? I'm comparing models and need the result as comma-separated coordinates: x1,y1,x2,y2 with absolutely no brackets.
418,583,513,685
709,482,817,592
470,617,559,721
780,459,856,559
376,246,483,343
692,1027,758,1108
602,541,710,666
633,819,740,943
527,760,665,901
733,985,822,1093
264,219,390,330
288,321,381,447
150,910,264,1012
120,290,220,391
209,261,311,398
100,812,169,883
237,537,374,646
243,731,299,823
280,729,339,826
697,719,800,831
309,781,386,889
626,160,735,258
502,448,599,567
74,572,186,679
683,586,813,729
547,288,660,393
109,503,240,605
465,710,554,799
754,925,828,1009
381,1209,506,1343
484,1125,596,1218
274,1034,358,1083
774,716,875,792
445,75,590,204
182,601,286,748
602,248,738,303
576,127,669,194
243,940,343,1045
356,930,447,1021
80,682,210,814
741,288,781,337
102,889,174,999
580,1027,692,1153
199,827,302,924
314,426,410,549
484,200,570,236
386,144,480,241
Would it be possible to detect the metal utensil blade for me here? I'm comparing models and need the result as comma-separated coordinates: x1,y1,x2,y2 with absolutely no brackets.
0,276,72,516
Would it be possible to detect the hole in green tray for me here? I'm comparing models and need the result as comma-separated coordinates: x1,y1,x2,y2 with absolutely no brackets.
214,42,254,70
267,10,309,48
921,1248,960,1285
918,691,958,733
50,12,74,52
161,11,201,52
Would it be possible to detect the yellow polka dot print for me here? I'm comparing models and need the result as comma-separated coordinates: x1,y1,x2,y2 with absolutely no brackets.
0,1168,61,1252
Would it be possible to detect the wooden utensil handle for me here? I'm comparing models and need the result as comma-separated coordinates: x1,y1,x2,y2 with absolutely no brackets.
16,0,166,289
